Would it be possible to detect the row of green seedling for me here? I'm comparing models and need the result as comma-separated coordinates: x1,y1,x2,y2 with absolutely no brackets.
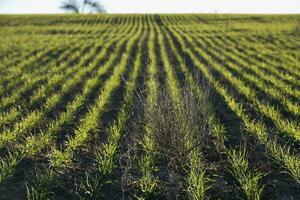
158,26,209,200
0,25,121,129
47,22,143,169
174,26,300,142
197,34,300,116
80,26,148,199
134,24,160,198
0,26,112,108
0,22,135,184
168,26,300,184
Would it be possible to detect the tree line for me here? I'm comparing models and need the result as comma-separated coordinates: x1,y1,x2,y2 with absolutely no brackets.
60,0,106,13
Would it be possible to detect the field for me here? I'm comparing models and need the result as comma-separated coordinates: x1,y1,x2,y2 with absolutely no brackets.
0,14,299,199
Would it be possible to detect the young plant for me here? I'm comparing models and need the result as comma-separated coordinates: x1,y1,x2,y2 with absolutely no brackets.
228,147,264,200
0,151,22,182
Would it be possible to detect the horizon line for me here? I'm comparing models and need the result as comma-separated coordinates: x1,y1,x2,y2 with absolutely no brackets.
0,12,299,15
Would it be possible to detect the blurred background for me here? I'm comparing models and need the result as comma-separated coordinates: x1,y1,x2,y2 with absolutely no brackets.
0,0,299,14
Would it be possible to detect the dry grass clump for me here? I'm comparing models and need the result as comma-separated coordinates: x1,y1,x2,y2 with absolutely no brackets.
146,87,210,172
121,85,212,198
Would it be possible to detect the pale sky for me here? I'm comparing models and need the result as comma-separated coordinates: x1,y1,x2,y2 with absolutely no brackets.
0,0,299,14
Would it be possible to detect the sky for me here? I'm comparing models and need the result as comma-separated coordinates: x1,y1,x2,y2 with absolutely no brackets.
0,0,299,14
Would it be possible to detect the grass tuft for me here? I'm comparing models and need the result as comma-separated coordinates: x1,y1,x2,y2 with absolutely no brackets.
228,147,264,200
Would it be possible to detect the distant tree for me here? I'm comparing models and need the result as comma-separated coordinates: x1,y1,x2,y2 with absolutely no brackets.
60,0,106,13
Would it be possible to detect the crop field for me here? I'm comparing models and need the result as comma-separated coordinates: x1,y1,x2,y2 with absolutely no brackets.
0,14,299,199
